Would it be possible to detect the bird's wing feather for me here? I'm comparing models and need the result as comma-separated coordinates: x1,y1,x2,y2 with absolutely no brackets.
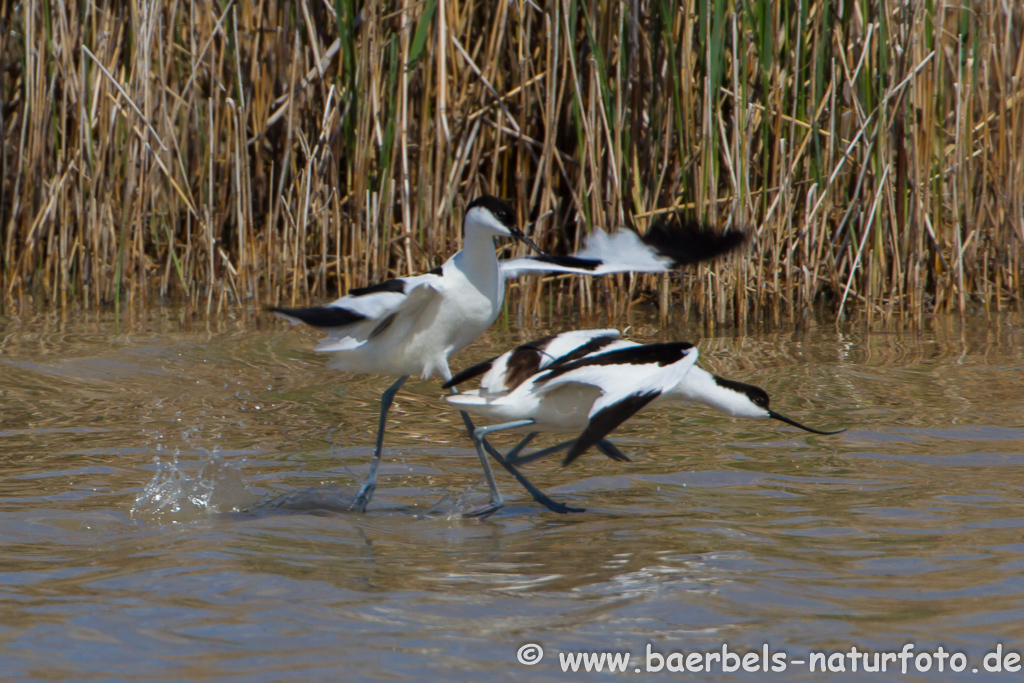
444,329,623,394
268,273,445,352
563,390,662,465
541,329,623,366
584,345,697,417
500,219,747,279
532,342,700,464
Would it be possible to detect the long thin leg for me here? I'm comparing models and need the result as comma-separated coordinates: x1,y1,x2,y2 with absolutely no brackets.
466,419,582,514
441,364,586,516
507,438,629,466
506,439,576,466
350,375,409,513
437,365,506,517
506,432,538,460
479,437,585,514
474,420,539,437
459,419,536,518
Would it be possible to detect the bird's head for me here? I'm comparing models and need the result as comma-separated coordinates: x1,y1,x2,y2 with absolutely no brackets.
708,375,845,435
464,196,542,253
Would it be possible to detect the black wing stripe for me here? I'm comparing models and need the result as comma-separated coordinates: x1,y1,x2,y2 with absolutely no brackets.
540,341,694,382
548,334,620,368
595,440,632,462
267,306,366,328
563,390,661,465
443,357,497,389
527,254,602,271
642,218,748,267
348,278,406,297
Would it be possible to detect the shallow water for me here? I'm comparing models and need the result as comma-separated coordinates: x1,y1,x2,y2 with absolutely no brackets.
1,309,1022,681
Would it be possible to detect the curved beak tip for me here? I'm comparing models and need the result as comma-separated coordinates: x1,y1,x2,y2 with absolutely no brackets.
768,410,845,436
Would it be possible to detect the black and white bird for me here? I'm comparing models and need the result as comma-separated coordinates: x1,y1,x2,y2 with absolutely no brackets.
270,198,746,515
445,329,844,513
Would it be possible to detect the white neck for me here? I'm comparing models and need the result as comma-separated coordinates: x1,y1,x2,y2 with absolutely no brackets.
667,366,768,418
454,228,502,300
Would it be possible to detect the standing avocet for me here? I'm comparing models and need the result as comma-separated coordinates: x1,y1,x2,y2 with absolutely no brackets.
445,329,844,513
271,198,746,515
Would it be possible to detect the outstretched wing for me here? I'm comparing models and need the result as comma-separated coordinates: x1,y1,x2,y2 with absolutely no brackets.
268,273,444,353
533,342,700,464
500,218,747,279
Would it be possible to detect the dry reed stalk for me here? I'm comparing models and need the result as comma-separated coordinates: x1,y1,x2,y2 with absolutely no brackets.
0,0,1021,328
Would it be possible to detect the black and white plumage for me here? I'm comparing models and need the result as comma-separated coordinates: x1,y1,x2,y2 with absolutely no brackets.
498,217,747,278
269,200,747,516
274,217,746,380
447,337,700,464
271,196,536,516
444,328,625,399
445,330,844,512
271,196,538,380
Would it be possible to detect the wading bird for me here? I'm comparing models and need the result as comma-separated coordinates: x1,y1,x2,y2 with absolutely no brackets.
445,329,844,513
271,198,746,515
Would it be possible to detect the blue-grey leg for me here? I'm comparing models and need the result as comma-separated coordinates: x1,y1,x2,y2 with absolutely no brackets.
459,419,536,518
506,439,576,466
446,383,512,518
506,432,538,460
473,420,538,437
350,375,409,513
506,438,629,466
479,437,585,514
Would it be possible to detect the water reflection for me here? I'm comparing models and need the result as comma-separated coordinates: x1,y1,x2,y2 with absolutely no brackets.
0,309,1022,678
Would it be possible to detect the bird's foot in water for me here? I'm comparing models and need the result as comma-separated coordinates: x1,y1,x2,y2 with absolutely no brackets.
461,499,505,519
349,481,376,513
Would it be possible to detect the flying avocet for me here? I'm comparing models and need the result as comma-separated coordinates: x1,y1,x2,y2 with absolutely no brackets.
270,198,746,515
445,329,844,513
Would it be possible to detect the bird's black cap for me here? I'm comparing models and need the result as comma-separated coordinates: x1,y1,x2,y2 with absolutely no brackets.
465,195,542,253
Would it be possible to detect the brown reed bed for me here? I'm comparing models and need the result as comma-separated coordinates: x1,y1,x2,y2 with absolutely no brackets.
0,0,1021,328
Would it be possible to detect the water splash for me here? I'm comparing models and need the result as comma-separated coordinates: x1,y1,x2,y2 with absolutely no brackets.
414,485,503,521
131,451,261,522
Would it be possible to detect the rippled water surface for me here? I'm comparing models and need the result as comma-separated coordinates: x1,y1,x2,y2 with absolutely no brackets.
1,309,1022,681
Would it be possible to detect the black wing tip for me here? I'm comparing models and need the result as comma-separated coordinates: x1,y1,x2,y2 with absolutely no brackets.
266,305,366,329
266,305,295,317
643,216,750,267
562,441,586,466
562,389,661,466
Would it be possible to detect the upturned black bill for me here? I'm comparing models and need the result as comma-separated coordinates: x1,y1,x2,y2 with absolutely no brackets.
769,410,846,435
